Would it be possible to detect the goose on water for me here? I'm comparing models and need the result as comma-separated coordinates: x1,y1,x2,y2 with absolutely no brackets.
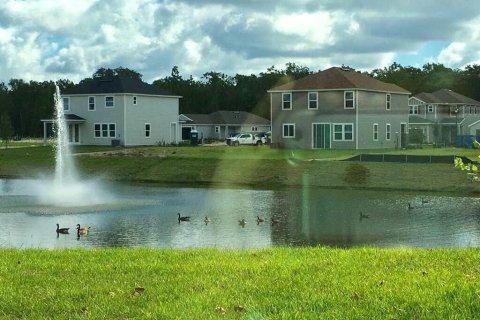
56,223,69,234
178,213,191,222
238,218,246,227
256,216,265,223
76,224,90,235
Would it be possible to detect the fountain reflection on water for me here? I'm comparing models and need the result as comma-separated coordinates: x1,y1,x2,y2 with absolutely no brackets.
34,86,113,207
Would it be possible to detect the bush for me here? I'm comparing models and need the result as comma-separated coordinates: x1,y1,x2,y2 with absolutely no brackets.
343,163,370,185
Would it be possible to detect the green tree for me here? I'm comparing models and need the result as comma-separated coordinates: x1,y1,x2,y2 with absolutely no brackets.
0,112,14,148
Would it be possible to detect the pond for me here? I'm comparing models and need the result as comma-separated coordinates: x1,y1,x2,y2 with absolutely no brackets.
1,178,479,249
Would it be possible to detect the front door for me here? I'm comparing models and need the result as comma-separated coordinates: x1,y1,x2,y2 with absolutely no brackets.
68,123,80,144
313,123,331,149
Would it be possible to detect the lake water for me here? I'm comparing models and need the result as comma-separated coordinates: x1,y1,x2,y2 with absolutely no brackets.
1,178,479,249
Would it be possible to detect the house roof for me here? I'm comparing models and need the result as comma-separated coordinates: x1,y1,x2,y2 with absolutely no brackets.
413,89,480,105
268,67,410,94
63,75,179,96
182,111,270,125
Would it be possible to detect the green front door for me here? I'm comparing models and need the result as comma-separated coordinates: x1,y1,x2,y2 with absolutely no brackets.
313,123,331,149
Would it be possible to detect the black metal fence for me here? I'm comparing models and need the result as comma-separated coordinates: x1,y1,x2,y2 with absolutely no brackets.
343,154,474,164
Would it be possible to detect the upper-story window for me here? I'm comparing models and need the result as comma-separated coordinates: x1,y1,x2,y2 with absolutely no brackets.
133,96,137,105
427,104,434,113
409,105,419,115
282,93,292,110
251,126,258,132
105,96,114,108
344,91,355,109
62,97,70,111
215,126,220,133
386,94,391,110
308,92,318,109
88,96,95,111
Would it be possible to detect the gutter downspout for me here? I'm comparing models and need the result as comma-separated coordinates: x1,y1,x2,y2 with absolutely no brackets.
123,95,127,146
355,90,359,150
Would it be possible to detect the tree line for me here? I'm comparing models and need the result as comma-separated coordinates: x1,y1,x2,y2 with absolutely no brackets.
0,62,479,142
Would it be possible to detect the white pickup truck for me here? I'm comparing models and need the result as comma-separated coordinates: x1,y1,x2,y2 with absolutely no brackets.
226,133,266,146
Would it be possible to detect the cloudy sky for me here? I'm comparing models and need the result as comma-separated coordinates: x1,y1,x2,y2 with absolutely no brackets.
1,0,479,84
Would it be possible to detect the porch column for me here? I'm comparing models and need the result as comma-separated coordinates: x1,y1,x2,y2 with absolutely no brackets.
43,121,47,145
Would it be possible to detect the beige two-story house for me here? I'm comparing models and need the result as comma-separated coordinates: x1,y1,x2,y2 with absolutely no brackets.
268,67,410,149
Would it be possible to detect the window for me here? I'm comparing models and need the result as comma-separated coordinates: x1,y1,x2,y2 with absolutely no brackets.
427,104,434,113
344,91,355,109
386,94,391,110
105,96,114,108
251,126,258,132
308,92,318,109
282,93,292,110
409,105,419,114
88,96,95,111
215,126,220,133
62,97,70,111
94,123,116,138
145,123,151,138
282,123,295,138
333,124,354,141
133,96,137,105
373,123,378,141
386,123,391,140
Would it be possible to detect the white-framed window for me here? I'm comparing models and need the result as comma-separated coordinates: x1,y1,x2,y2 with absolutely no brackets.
386,123,391,140
427,104,434,113
373,123,378,141
308,92,318,109
282,93,292,110
145,123,151,138
105,96,114,108
409,105,419,114
386,94,391,110
88,96,95,111
333,123,354,141
62,97,70,111
94,123,116,138
251,126,258,132
282,123,295,138
133,96,137,105
215,126,220,133
344,91,355,109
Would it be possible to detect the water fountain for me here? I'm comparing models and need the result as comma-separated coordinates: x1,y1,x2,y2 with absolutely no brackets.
34,85,113,207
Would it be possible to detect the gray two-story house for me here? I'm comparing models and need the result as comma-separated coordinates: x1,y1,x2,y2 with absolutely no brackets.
268,67,410,149
47,75,181,146
408,89,480,145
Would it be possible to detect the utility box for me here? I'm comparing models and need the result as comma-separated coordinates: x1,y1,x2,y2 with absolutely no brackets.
190,130,198,146
111,139,121,147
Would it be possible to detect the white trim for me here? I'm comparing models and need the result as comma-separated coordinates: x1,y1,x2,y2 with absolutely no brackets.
386,123,391,141
145,123,151,138
355,91,358,149
373,123,379,141
62,97,70,111
333,123,354,141
88,96,95,111
105,96,115,108
64,93,182,99
133,96,137,105
268,88,410,95
94,123,116,138
308,91,318,110
311,122,331,149
282,92,292,110
386,93,391,110
282,123,295,138
344,91,355,109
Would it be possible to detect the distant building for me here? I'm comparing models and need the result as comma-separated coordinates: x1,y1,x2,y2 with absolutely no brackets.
42,75,181,146
179,110,271,140
408,89,480,145
268,67,410,149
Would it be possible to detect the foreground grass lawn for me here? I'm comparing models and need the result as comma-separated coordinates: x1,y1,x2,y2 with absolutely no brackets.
0,248,479,319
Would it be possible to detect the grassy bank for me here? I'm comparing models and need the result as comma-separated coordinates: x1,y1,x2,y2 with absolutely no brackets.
1,144,479,193
0,247,478,319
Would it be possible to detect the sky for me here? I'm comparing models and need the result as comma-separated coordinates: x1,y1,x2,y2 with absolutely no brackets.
0,0,479,85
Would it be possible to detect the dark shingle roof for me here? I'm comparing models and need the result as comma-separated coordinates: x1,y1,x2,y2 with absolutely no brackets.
269,67,410,94
183,111,270,125
63,75,178,96
413,89,480,105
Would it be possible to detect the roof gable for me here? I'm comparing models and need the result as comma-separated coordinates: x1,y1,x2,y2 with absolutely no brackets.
183,111,270,125
63,75,178,96
412,89,480,105
269,67,410,94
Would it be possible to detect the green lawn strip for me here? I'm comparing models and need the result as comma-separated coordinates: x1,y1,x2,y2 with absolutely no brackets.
0,248,478,319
